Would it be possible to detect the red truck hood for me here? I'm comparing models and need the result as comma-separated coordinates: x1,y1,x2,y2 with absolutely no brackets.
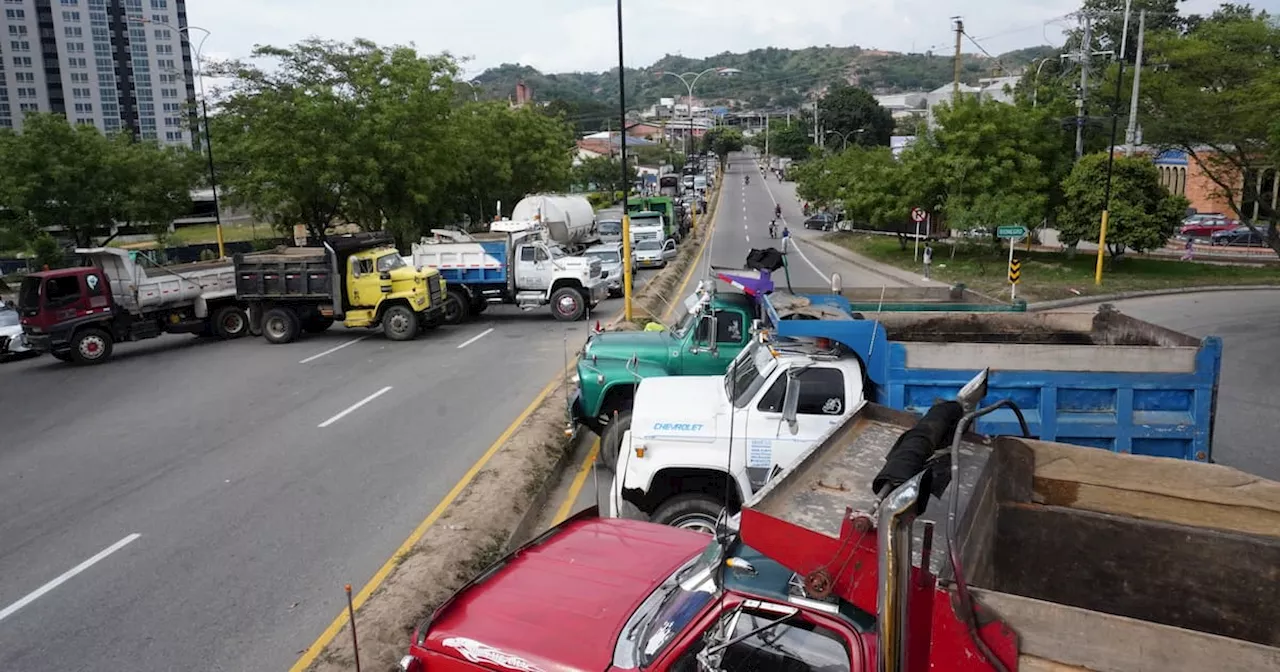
422,517,708,672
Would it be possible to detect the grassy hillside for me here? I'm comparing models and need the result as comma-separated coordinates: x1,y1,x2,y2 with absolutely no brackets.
472,44,1059,114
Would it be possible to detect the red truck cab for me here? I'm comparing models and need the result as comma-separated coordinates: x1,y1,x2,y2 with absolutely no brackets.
18,267,115,362
400,512,879,672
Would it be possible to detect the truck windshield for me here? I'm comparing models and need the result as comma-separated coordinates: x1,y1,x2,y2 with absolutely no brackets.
725,340,773,408
635,541,720,666
599,220,622,235
18,277,41,310
376,254,406,272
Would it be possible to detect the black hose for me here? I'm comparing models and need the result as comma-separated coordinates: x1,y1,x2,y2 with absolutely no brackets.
945,399,1029,672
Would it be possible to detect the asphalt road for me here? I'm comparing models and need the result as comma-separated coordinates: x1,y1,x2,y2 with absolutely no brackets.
686,151,903,294
0,271,658,671
1101,290,1280,481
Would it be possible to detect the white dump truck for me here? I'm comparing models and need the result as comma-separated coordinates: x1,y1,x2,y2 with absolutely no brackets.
409,220,609,323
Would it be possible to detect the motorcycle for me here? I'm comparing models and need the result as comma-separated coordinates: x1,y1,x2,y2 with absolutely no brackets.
768,221,778,239
744,175,750,186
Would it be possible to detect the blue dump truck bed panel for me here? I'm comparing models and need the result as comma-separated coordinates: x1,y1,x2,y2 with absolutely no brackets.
430,240,509,286
762,297,1221,462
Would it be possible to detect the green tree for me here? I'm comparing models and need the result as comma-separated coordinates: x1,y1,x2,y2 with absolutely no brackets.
1069,0,1192,61
1057,153,1188,257
904,97,1071,232
1138,8,1280,255
446,102,573,226
572,155,637,194
818,84,895,147
702,127,743,168
762,121,815,160
0,113,200,247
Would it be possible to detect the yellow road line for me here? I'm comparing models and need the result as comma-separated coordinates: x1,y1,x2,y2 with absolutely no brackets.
287,370,567,672
551,438,601,526
662,183,724,322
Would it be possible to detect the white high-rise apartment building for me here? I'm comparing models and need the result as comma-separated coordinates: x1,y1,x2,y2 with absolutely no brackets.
0,0,197,147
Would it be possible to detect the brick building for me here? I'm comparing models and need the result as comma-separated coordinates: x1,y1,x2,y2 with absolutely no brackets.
1152,147,1278,222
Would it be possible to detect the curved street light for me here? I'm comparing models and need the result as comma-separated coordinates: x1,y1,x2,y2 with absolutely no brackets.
826,127,866,151
662,68,725,156
131,19,225,257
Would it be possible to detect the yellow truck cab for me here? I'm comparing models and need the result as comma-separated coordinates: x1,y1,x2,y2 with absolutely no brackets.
235,232,446,344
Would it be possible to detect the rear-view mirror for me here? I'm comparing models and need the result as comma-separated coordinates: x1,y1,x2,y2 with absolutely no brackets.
782,373,800,434
830,273,842,295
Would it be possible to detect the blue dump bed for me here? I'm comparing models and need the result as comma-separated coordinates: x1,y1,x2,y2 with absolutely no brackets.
425,240,509,286
763,299,1222,462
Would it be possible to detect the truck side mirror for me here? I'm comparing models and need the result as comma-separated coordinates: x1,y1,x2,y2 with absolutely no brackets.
782,373,800,435
830,272,842,295
707,316,718,354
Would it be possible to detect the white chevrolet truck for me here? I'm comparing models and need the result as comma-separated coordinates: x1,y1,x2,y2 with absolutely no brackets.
609,335,867,532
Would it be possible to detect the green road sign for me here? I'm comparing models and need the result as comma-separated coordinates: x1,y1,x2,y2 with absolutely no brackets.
997,225,1028,239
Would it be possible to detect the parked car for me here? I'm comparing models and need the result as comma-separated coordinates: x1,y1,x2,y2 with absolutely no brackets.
633,238,677,269
0,304,35,362
583,242,633,297
1211,225,1268,247
803,212,839,231
1180,213,1236,239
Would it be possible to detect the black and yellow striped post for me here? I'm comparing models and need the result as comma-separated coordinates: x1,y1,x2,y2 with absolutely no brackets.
1008,257,1022,300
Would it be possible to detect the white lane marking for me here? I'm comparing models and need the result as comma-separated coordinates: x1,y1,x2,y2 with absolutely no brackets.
0,533,141,624
745,234,751,243
298,336,370,364
317,386,394,428
456,327,494,350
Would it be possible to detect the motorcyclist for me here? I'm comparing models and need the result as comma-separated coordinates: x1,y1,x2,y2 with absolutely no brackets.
768,218,778,238
774,204,782,218
744,174,750,186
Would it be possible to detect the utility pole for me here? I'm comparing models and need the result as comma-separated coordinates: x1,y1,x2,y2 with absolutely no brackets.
952,17,964,103
615,0,633,321
764,113,770,160
813,99,819,147
1124,10,1147,156
1075,14,1093,159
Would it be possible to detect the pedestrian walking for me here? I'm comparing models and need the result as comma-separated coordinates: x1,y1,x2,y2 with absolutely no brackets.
922,242,934,281
1181,238,1195,261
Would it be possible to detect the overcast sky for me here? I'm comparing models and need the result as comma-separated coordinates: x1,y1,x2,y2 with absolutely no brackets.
189,0,1266,75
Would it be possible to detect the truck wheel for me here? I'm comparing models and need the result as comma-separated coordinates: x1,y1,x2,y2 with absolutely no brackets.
651,495,724,535
213,305,250,339
70,328,114,365
470,295,489,315
551,287,587,321
382,304,419,341
599,410,632,469
442,288,471,326
303,317,335,334
262,307,301,344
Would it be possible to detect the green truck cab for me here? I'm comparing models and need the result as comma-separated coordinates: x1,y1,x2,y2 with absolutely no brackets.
626,196,681,241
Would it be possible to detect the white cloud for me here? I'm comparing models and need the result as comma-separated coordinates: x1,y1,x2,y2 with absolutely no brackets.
188,0,1266,76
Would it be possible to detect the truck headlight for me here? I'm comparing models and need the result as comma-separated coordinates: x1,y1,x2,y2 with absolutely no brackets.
570,374,580,385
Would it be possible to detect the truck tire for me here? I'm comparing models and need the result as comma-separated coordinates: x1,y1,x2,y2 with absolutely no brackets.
70,328,114,365
470,295,489,315
651,494,723,535
262,307,301,344
442,288,471,326
213,305,250,339
382,304,419,341
551,286,587,321
599,410,632,470
303,316,335,334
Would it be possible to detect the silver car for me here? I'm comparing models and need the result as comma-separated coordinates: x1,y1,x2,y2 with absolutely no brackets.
633,239,677,269
0,305,35,362
583,243,633,297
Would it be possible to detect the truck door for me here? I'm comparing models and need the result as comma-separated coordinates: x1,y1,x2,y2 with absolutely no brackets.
685,309,745,375
744,365,850,492
514,245,549,291
348,256,378,308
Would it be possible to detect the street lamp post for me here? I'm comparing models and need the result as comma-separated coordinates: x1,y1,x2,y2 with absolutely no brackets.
459,80,480,102
662,68,721,159
825,128,866,151
616,0,634,321
135,19,225,258
1031,57,1053,107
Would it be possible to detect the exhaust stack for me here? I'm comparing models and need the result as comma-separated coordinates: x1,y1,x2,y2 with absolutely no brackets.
876,472,927,672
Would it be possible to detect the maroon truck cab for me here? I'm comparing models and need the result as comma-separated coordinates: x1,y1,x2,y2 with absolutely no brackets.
18,267,116,362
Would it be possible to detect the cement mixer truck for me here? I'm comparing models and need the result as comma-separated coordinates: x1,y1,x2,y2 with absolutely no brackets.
509,194,599,254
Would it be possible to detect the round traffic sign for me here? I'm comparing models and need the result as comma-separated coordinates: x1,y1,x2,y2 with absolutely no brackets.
911,208,927,223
